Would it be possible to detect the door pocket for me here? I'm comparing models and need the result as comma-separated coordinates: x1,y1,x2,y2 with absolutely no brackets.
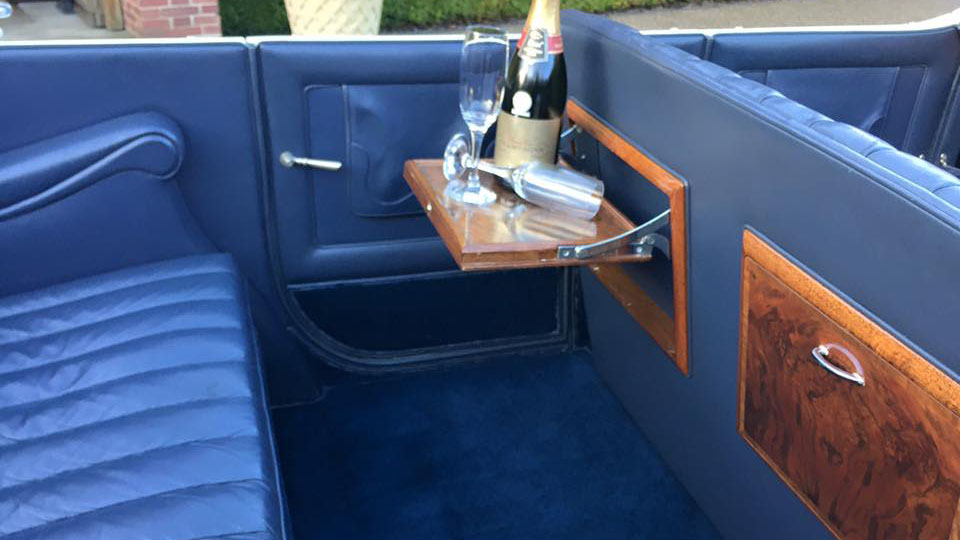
346,83,463,218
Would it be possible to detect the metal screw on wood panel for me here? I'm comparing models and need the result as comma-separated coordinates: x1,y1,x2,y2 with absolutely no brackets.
426,203,432,212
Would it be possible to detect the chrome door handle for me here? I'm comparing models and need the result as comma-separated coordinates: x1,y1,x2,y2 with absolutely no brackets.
812,344,865,386
279,151,343,172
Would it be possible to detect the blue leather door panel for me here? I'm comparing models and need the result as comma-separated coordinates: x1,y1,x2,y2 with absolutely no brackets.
256,35,708,360
709,28,960,155
259,41,464,283
258,40,572,361
260,36,707,284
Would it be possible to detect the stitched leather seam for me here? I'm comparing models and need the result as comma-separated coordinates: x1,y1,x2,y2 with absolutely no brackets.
2,478,271,539
0,359,248,416
0,326,243,378
0,433,261,496
0,395,253,454
0,298,237,347
0,270,237,324
0,265,234,319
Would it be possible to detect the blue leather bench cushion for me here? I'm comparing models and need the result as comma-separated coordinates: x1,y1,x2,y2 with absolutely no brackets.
0,254,285,540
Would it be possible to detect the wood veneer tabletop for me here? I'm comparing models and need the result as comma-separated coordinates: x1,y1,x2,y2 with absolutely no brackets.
403,159,649,271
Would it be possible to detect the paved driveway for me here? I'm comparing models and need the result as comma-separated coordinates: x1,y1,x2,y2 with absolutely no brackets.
614,0,960,30
1,2,128,40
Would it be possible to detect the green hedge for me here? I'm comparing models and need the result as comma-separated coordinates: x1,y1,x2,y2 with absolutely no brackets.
221,0,289,36
383,0,685,28
221,0,694,36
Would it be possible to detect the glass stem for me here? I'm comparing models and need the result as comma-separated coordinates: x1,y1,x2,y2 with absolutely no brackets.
468,127,485,188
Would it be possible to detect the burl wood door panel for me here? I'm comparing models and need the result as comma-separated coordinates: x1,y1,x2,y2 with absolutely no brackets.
739,234,960,540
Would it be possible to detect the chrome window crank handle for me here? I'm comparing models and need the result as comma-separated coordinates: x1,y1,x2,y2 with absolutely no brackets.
279,151,343,172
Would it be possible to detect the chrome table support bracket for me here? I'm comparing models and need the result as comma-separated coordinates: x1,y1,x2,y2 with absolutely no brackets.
634,232,671,260
559,125,583,145
557,208,671,261
279,151,343,172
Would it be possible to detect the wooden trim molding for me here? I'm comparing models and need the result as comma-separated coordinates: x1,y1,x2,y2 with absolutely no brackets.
567,99,690,375
588,263,676,359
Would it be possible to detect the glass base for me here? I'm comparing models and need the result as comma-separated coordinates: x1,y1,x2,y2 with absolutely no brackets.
445,180,498,206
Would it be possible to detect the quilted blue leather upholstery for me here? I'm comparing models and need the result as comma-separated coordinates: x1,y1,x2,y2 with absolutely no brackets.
0,254,285,540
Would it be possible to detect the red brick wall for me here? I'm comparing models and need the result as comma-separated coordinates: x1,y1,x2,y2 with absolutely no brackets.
123,0,222,38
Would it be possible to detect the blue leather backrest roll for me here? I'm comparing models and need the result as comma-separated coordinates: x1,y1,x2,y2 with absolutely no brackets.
0,112,184,220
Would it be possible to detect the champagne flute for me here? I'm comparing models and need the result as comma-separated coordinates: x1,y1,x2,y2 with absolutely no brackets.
444,133,605,221
446,26,509,206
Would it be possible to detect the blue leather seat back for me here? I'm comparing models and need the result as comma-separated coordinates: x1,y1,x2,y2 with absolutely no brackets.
709,27,960,156
0,42,325,403
564,10,960,540
0,43,275,309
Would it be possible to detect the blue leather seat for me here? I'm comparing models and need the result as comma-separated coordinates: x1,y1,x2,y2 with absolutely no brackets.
0,254,286,540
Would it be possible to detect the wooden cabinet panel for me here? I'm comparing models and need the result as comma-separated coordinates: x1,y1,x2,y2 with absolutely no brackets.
739,232,960,540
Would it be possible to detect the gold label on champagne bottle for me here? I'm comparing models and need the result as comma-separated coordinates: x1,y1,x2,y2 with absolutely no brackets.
494,114,562,168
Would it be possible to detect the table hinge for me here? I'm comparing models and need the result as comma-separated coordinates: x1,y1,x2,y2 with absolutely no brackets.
557,209,671,261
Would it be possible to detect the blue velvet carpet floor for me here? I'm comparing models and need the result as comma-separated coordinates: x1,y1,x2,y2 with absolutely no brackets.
273,352,722,540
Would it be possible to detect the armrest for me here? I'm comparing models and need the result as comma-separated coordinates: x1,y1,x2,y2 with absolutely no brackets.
0,112,184,220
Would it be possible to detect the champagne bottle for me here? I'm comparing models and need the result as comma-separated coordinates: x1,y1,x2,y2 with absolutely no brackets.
494,0,567,168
